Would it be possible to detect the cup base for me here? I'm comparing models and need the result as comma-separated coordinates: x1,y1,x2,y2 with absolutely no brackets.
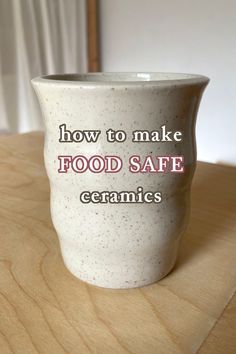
63,258,177,289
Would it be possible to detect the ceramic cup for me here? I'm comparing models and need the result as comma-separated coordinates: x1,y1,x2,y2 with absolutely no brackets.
32,72,209,289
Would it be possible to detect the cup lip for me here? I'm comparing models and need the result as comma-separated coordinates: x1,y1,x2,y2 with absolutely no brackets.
31,72,210,88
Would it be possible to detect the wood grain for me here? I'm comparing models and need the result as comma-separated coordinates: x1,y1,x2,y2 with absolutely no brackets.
0,132,235,354
87,0,100,72
198,293,236,354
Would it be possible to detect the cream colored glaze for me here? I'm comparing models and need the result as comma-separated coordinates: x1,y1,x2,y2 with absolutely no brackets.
32,72,209,288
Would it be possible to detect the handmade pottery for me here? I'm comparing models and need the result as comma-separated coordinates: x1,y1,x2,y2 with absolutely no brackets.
32,72,209,289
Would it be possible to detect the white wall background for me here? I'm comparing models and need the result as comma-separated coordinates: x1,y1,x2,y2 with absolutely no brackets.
100,0,236,165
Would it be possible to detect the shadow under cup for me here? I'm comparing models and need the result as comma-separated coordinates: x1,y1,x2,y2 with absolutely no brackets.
32,72,209,289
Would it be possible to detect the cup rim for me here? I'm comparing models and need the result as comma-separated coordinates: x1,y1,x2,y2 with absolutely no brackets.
31,72,210,88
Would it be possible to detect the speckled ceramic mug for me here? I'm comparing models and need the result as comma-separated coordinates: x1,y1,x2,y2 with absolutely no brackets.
32,73,209,289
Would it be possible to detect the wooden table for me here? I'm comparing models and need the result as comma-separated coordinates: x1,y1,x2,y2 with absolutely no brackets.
0,132,235,354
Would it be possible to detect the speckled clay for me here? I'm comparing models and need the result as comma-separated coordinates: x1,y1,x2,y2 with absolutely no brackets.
32,72,209,289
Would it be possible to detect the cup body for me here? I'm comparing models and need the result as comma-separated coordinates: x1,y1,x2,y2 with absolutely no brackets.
32,73,209,288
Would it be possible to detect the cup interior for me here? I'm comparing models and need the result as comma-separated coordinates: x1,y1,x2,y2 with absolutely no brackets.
39,72,209,84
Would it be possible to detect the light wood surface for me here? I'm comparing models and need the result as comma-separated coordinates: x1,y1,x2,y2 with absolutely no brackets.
198,293,236,354
0,132,235,354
